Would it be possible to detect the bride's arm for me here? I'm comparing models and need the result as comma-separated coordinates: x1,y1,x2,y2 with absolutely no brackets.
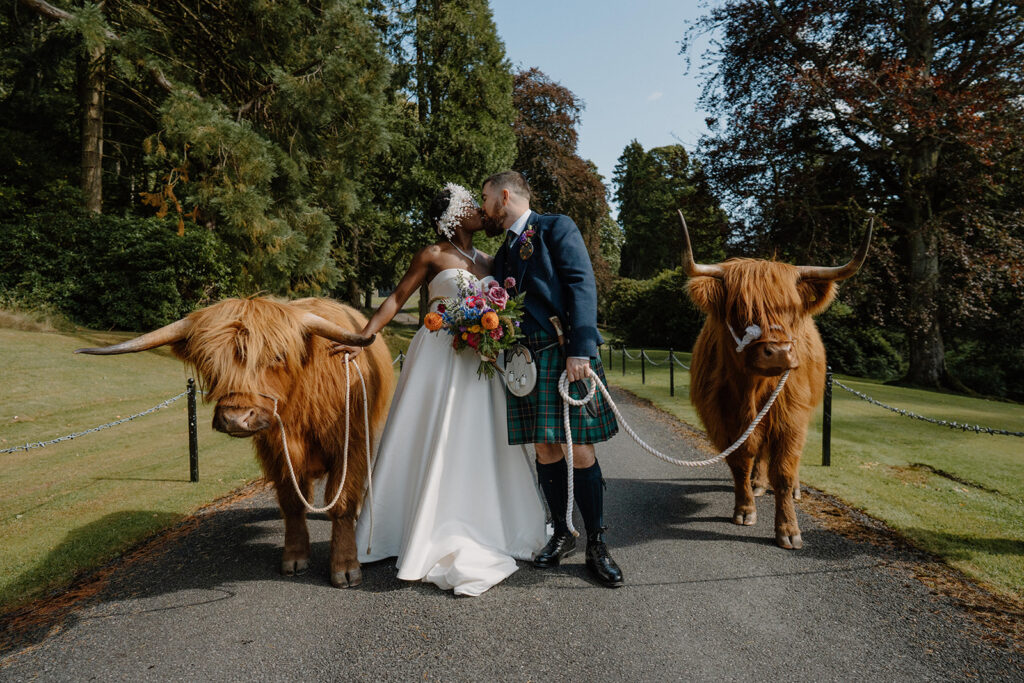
330,247,434,357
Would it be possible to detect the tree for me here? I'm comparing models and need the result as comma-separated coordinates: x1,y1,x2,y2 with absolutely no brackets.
512,67,616,293
690,0,1024,389
613,141,727,279
372,0,517,318
5,0,394,296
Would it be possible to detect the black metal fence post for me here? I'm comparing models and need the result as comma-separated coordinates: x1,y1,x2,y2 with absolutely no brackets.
187,378,199,482
641,348,646,384
399,353,404,371
669,348,675,397
822,366,833,467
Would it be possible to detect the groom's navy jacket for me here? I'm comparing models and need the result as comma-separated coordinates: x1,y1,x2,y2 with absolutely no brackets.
493,211,603,358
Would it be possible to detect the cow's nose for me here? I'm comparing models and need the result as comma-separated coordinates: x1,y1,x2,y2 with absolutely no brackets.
760,343,798,371
214,406,266,436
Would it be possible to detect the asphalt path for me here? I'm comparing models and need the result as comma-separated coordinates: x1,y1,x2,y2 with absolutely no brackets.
2,388,1020,681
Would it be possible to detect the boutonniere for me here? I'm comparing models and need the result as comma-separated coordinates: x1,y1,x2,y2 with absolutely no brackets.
518,225,536,260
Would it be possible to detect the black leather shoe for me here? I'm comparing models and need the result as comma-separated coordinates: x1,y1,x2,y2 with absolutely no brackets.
534,531,576,568
585,534,624,587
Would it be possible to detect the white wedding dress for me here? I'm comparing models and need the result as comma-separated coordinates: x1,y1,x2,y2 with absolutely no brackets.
356,268,547,596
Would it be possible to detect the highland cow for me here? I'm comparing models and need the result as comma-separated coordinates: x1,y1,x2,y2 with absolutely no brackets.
681,213,871,548
77,297,394,586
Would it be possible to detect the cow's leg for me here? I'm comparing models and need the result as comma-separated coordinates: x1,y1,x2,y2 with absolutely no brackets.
328,510,360,588
751,451,769,497
725,449,757,526
769,437,804,549
275,477,312,575
324,467,360,588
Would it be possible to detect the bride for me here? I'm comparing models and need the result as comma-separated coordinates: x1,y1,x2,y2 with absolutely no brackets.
335,183,547,596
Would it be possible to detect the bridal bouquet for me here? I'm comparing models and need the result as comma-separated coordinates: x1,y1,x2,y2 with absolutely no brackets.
424,274,525,378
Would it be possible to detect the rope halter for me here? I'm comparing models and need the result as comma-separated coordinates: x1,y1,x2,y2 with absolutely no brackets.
726,322,791,353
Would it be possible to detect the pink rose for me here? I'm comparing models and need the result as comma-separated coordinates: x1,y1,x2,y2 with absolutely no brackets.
489,327,504,340
487,283,509,309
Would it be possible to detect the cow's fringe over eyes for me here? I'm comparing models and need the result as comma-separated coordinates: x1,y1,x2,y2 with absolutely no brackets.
179,298,310,403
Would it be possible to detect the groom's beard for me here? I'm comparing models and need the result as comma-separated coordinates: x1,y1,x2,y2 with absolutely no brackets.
482,209,506,238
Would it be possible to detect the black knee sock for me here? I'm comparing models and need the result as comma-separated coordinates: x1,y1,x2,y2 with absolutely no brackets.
573,461,605,539
536,459,570,535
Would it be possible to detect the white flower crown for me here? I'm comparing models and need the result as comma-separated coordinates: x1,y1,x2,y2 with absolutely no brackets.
436,183,478,239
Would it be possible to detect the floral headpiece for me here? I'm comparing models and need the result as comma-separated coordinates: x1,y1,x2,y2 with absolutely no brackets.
436,183,478,239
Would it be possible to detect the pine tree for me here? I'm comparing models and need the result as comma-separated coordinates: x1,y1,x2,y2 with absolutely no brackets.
614,141,727,279
372,0,517,318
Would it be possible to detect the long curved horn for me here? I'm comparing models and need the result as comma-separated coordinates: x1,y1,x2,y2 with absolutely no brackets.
301,312,375,347
797,218,874,281
679,210,725,278
75,318,192,355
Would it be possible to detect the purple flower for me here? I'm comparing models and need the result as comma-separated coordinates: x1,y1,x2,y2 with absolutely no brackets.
504,276,516,289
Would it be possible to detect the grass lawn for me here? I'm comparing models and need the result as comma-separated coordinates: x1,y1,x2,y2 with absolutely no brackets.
0,326,265,610
600,345,1024,602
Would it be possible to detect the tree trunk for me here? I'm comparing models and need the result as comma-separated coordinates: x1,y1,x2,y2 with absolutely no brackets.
418,283,428,326
904,223,945,387
347,225,362,307
899,3,947,388
79,44,105,213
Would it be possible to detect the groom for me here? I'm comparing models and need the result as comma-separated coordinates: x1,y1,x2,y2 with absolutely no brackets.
482,170,623,588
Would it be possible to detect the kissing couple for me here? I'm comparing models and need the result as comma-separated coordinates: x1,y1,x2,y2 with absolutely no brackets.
337,171,623,596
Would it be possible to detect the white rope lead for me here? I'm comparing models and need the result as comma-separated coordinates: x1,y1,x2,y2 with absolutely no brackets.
557,367,791,537
273,354,370,515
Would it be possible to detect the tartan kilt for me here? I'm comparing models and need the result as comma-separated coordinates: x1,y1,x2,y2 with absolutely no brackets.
505,331,618,446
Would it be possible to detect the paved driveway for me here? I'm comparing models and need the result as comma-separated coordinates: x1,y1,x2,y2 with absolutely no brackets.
1,388,1019,681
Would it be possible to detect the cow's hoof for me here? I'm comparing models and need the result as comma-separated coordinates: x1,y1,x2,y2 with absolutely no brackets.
331,567,362,588
732,509,757,526
775,531,803,549
281,557,309,576
752,485,767,497
793,487,802,500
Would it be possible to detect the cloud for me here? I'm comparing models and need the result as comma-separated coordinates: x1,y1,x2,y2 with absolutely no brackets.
647,91,664,102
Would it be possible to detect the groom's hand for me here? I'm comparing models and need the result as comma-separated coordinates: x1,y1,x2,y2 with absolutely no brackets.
566,356,589,383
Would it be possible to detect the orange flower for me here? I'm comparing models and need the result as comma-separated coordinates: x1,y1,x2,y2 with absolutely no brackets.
424,312,443,331
481,311,499,330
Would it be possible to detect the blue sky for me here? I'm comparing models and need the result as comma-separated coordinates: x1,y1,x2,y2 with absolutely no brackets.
490,1,713,193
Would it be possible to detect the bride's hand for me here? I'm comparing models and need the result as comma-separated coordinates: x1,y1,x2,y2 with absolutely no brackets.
329,343,364,360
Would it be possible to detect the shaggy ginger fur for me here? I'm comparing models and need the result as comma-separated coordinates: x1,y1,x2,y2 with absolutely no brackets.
688,259,837,550
101,296,394,587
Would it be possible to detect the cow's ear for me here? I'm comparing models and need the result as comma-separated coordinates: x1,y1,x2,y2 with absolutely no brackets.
798,279,837,316
687,276,725,316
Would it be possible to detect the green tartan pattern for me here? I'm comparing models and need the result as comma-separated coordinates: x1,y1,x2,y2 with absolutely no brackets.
505,332,618,445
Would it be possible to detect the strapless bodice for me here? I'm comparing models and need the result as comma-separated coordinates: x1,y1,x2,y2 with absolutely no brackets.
428,268,495,309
